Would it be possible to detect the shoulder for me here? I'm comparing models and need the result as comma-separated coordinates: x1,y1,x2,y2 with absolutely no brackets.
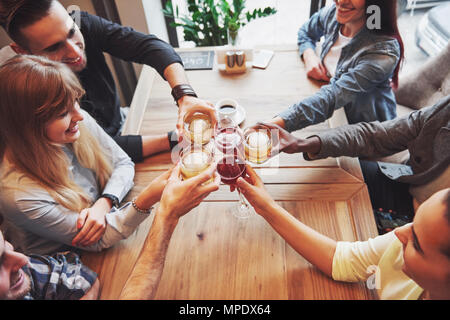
361,31,401,58
0,160,54,201
79,11,112,38
351,33,401,73
79,11,100,28
0,165,56,222
0,173,55,205
316,5,338,29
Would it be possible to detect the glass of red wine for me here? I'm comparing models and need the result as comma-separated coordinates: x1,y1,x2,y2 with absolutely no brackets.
214,117,253,219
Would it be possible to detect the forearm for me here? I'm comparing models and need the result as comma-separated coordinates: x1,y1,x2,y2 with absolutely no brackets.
164,62,189,89
261,203,336,277
119,210,177,299
267,116,286,129
313,118,418,160
102,163,135,202
163,62,201,109
302,48,318,64
278,87,336,132
297,9,325,57
142,134,171,157
134,181,164,211
93,197,113,213
80,203,152,252
296,136,322,156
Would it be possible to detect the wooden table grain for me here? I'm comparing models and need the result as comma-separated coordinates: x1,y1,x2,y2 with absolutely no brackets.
82,45,379,300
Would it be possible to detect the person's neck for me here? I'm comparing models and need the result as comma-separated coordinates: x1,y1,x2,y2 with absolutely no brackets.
341,20,365,38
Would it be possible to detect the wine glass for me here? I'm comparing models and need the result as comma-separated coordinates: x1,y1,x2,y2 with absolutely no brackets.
180,145,214,184
183,110,213,145
243,123,280,165
214,116,253,219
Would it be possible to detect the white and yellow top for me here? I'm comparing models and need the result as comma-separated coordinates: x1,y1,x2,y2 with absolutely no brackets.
332,231,424,300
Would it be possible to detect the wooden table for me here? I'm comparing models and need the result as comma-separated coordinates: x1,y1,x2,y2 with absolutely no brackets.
83,45,379,300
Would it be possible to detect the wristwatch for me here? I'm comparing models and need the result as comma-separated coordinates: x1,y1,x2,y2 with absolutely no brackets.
101,194,119,208
171,84,197,106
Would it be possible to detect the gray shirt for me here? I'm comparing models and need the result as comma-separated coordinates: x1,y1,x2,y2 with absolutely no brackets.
308,95,450,200
0,110,150,255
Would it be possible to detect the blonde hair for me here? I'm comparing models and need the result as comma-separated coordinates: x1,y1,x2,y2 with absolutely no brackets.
0,55,112,212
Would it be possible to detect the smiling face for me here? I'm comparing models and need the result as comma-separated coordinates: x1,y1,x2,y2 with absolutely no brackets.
45,101,84,145
0,232,31,300
394,189,450,299
13,1,87,73
334,0,366,25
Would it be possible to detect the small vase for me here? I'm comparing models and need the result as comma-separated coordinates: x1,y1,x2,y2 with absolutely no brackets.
227,27,241,47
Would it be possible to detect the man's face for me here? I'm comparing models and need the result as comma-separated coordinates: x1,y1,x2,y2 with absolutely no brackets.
15,1,87,73
394,189,450,299
0,232,31,300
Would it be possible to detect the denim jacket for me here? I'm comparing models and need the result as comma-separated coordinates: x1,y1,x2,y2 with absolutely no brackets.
279,5,401,132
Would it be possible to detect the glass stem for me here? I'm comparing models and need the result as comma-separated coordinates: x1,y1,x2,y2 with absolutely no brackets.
237,189,249,209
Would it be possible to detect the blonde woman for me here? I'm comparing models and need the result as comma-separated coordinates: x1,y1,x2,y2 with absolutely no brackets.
0,55,174,255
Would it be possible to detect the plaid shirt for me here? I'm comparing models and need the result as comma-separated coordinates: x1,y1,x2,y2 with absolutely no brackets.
21,252,97,300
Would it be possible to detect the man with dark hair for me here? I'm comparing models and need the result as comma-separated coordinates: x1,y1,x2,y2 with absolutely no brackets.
0,0,216,163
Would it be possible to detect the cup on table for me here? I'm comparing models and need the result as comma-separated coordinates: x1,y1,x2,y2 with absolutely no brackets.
215,98,239,122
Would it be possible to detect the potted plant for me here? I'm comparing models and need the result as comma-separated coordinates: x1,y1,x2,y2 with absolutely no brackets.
162,0,277,47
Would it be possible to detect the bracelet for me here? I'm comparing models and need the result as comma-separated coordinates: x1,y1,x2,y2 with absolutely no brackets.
171,84,198,105
131,197,153,214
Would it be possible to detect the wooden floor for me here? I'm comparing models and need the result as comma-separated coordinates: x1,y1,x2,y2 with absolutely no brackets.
82,45,379,300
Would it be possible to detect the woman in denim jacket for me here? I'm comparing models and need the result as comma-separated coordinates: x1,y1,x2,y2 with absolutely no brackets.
270,0,404,132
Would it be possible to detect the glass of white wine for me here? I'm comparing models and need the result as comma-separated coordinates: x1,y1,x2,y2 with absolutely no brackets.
180,145,214,183
183,111,213,145
243,126,273,164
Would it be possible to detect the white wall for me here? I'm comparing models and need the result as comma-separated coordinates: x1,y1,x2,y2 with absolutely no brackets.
141,0,169,42
113,0,171,77
0,0,170,103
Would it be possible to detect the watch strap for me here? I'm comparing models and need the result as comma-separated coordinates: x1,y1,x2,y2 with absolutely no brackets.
171,84,197,105
101,194,119,208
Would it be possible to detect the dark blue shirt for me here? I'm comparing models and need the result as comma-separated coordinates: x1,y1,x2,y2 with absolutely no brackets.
76,12,183,161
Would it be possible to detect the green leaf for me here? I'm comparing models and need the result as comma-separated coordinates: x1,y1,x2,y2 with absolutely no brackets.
163,0,277,47
246,7,277,23
162,0,174,17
